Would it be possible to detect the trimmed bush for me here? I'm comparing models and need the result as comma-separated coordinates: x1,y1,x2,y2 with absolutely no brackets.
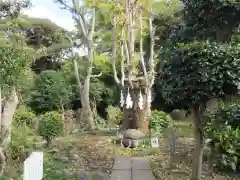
149,110,169,134
106,106,123,127
205,104,240,172
13,108,36,128
38,111,63,145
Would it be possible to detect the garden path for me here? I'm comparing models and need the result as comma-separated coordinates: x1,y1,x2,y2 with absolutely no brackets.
110,156,154,180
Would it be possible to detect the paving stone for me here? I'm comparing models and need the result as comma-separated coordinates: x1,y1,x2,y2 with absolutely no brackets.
131,158,151,170
110,156,155,180
112,156,131,170
110,170,131,180
132,170,154,180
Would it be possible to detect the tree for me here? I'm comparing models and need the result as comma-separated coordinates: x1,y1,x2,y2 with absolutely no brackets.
160,41,240,180
28,70,73,114
0,0,30,19
109,0,158,134
54,0,103,130
61,55,119,119
0,47,31,147
0,0,33,151
181,0,240,42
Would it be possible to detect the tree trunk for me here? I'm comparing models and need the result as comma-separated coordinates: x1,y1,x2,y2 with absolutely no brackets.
0,87,2,127
191,105,204,180
1,88,18,148
0,148,5,176
80,78,96,131
120,87,150,134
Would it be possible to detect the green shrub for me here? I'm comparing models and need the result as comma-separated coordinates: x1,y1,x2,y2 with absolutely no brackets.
205,104,240,172
94,115,106,128
170,109,186,120
38,111,63,144
9,124,37,160
13,108,36,128
106,106,123,127
149,110,169,134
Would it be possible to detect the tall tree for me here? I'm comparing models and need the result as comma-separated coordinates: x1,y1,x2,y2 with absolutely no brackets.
54,0,103,130
109,0,160,134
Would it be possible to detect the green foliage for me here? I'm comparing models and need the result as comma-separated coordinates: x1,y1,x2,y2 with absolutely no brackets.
9,124,37,160
38,111,63,141
205,104,240,172
149,110,169,134
61,60,118,106
0,47,30,90
160,41,240,110
42,154,79,180
0,0,30,19
183,0,240,41
28,70,73,114
13,108,36,128
106,106,123,127
94,114,106,129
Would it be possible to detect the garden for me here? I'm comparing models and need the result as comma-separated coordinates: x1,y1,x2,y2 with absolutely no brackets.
0,0,240,180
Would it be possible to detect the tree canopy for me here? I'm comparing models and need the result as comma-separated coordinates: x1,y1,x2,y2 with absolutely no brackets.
160,41,240,109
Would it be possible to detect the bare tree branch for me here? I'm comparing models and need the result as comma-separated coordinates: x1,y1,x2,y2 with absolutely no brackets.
65,34,83,89
139,6,148,85
111,12,120,85
148,9,155,86
120,27,125,87
91,72,102,78
88,3,96,39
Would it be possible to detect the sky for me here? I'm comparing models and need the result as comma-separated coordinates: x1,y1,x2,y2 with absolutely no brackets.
23,0,75,31
23,0,88,55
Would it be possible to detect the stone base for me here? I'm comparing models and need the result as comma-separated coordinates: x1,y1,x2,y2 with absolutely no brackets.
121,138,140,148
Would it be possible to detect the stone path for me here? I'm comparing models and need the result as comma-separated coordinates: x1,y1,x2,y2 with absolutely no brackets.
110,156,155,180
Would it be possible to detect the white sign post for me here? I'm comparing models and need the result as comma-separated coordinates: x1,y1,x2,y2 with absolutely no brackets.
151,137,159,148
23,151,43,180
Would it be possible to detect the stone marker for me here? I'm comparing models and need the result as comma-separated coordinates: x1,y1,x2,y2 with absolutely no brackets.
121,129,145,148
123,129,145,140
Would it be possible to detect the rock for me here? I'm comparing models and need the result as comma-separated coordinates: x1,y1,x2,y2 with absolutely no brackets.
121,138,139,148
63,169,72,177
121,138,131,148
79,171,90,180
72,129,79,134
91,171,109,180
73,154,79,159
60,156,69,162
130,139,139,148
47,148,59,154
89,163,98,170
123,129,145,140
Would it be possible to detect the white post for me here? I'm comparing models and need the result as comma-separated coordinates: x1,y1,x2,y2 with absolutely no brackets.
23,151,43,180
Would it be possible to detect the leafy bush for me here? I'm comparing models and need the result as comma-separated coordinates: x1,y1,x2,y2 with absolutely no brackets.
13,108,36,128
106,106,123,127
28,70,73,114
9,124,37,160
205,104,240,172
94,114,106,129
149,110,169,134
38,111,63,144
170,109,186,120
